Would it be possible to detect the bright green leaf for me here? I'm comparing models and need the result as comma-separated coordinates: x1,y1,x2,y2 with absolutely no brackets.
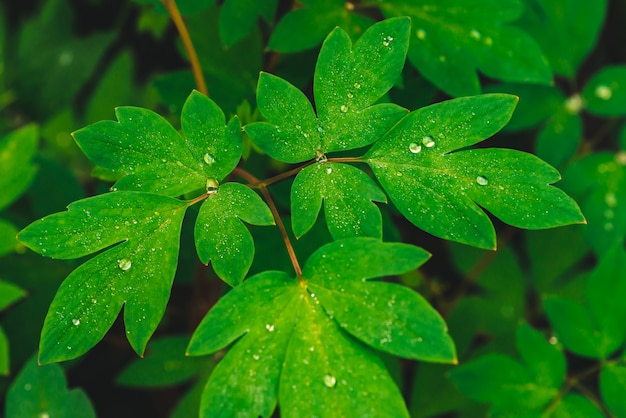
0,219,18,256
0,124,38,211
194,182,274,286
117,336,212,387
73,90,241,197
188,238,452,417
0,280,26,311
379,0,552,96
291,162,387,239
5,356,96,418
516,322,566,390
18,192,188,362
365,94,584,249
518,0,606,78
582,66,626,116
219,0,277,47
449,354,556,412
247,18,410,163
600,363,626,418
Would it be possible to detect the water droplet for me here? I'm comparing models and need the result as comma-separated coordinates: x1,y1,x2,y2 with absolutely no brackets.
203,153,215,165
24,384,32,391
72,319,80,326
416,29,426,40
317,126,324,133
476,176,488,186
605,192,617,207
422,136,435,147
409,143,421,154
484,36,493,46
176,161,184,167
353,82,361,89
382,35,394,47
340,105,348,113
595,85,613,100
326,167,333,174
565,94,583,114
323,374,337,388
470,29,481,40
39,412,50,418
206,178,219,194
347,92,354,99
253,354,260,360
548,336,558,345
118,258,132,271
265,324,275,332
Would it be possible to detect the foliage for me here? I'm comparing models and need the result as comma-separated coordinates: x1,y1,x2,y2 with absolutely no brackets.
1,0,625,417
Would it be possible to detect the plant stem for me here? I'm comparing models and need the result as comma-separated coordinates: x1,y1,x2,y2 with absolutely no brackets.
161,0,208,96
232,167,303,278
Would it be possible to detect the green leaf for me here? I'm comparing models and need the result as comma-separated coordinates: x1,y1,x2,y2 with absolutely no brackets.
219,0,277,47
291,162,387,239
548,393,605,418
247,18,410,163
379,0,552,96
0,124,38,211
18,192,188,362
518,0,606,78
600,363,626,418
268,0,374,53
516,323,566,390
117,336,212,387
0,327,8,375
194,182,274,286
449,353,556,412
187,238,454,417
5,356,96,418
582,66,626,116
0,280,26,311
560,152,626,255
365,94,584,249
536,109,582,168
0,219,18,256
73,90,241,197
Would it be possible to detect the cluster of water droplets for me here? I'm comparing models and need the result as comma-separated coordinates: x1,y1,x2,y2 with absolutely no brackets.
382,35,394,47
408,135,437,155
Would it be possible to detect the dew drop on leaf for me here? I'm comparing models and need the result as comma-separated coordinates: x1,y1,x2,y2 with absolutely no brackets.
265,324,275,332
118,258,132,271
416,29,426,40
469,29,481,40
323,374,337,388
595,85,613,100
353,82,361,89
72,319,80,326
340,105,348,113
203,153,215,165
253,354,260,360
476,176,489,186
548,336,558,345
326,167,333,174
409,143,422,154
422,136,435,148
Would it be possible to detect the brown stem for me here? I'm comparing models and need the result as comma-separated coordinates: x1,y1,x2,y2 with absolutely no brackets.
161,0,208,96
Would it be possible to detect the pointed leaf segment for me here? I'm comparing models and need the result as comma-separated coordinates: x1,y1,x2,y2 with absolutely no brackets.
187,238,456,418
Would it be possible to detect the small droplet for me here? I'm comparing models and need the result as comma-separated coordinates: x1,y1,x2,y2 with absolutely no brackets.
409,143,422,154
24,384,32,391
353,82,361,89
565,94,583,114
476,176,488,186
39,412,50,418
72,319,80,326
118,258,132,271
252,354,260,360
265,324,275,332
206,178,219,194
422,136,435,147
203,153,215,165
326,167,333,174
548,336,558,345
416,29,426,40
595,85,613,100
323,374,337,388
317,126,324,133
484,36,493,46
176,161,184,167
347,92,354,99
340,105,348,113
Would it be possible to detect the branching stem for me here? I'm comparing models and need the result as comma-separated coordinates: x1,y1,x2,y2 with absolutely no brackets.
161,0,208,96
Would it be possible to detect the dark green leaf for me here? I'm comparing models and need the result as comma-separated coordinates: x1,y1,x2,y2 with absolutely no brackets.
0,219,18,256
582,66,626,116
291,162,387,239
518,0,606,78
18,192,188,362
548,393,604,418
0,124,38,211
194,182,274,286
560,152,626,255
188,238,452,417
536,109,582,168
117,336,212,387
600,363,626,418
380,0,552,96
365,94,584,249
0,280,26,311
516,323,566,389
247,18,410,163
5,356,95,418
219,0,277,47
449,354,556,412
0,327,8,375
73,91,241,197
